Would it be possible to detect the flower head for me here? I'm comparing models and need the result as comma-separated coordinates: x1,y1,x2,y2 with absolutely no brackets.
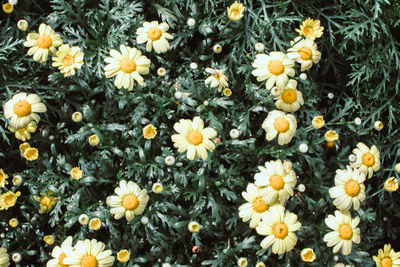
324,130,339,142
262,110,297,145
104,45,151,90
23,23,63,62
0,248,10,267
71,111,83,122
312,116,325,129
0,169,9,188
274,79,304,112
227,1,245,21
23,147,38,161
78,214,89,225
152,183,163,194
63,239,115,267
301,248,316,262
44,235,55,245
188,221,200,233
9,218,18,228
136,21,173,54
384,177,399,192
237,257,248,267
3,3,13,14
373,244,400,267
89,218,101,230
171,116,217,160
70,167,83,180
17,19,28,31
287,37,321,71
205,68,229,92
0,191,21,210
296,18,324,40
33,193,58,214
143,124,157,139
350,142,380,178
117,250,131,263
46,236,74,267
223,88,232,96
52,44,84,77
89,134,100,146
9,121,37,141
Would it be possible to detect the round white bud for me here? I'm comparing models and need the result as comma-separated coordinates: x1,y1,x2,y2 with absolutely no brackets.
78,214,89,225
348,154,357,163
17,19,28,31
141,216,149,224
395,163,400,173
9,0,18,5
203,100,209,106
299,143,308,153
12,253,22,263
374,120,383,131
141,118,150,124
255,43,264,52
328,92,334,99
190,62,198,70
229,129,240,139
187,18,196,27
162,264,171,267
72,111,83,122
165,155,175,166
333,255,339,262
298,184,306,192
213,44,222,54
174,91,182,99
270,87,281,97
0,233,4,238
299,73,307,80
157,67,166,76
354,117,362,125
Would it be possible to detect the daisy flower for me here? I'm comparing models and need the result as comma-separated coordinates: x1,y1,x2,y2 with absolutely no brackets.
0,247,9,267
23,23,63,62
256,205,302,255
52,44,84,77
238,183,276,228
46,236,74,267
274,79,304,112
373,244,400,267
8,121,37,141
350,142,380,179
329,166,366,211
34,193,58,214
287,37,321,71
205,68,229,92
143,124,157,139
0,169,8,188
171,116,217,160
63,239,115,267
0,191,21,210
295,18,324,40
136,21,173,54
384,177,399,192
323,210,361,255
254,160,297,204
252,51,295,90
262,110,297,145
3,92,47,130
104,45,151,90
300,248,316,262
106,180,149,221
227,1,245,21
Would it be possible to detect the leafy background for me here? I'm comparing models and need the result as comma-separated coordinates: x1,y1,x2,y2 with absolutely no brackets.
0,0,399,266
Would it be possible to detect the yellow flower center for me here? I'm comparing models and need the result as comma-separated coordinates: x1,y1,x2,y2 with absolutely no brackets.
345,180,360,197
268,60,284,75
120,58,137,73
299,47,312,60
362,152,375,167
62,55,75,66
40,196,51,206
37,35,52,49
59,253,68,267
122,194,139,210
270,175,284,190
81,255,98,267
253,197,269,213
5,195,15,206
147,27,162,41
186,130,203,145
303,26,314,36
303,250,313,261
231,9,239,16
381,257,392,267
339,224,353,240
274,117,289,133
273,223,288,239
13,100,32,117
281,89,297,104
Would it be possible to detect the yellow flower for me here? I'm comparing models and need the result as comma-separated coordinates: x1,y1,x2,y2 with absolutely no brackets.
188,221,200,233
33,193,58,214
70,167,83,180
63,239,115,266
9,218,18,228
46,236,74,267
350,142,381,179
89,134,100,146
274,79,304,112
52,44,84,77
106,180,149,221
17,19,28,31
0,248,10,267
89,218,101,230
3,92,47,130
262,110,297,145
312,116,325,129
171,116,217,160
237,257,248,267
205,68,229,92
374,120,384,131
23,147,38,161
296,18,324,40
0,169,9,188
223,88,232,96
12,175,22,185
104,45,151,90
117,249,131,263
373,244,400,267
72,111,83,122
227,1,245,21
323,210,360,255
143,124,157,139
136,21,174,54
384,177,399,192
43,235,55,245
2,3,13,14
324,130,339,142
152,183,163,194
255,262,266,267
19,142,30,152
0,191,21,210
300,248,316,262
9,121,37,141
256,205,302,255
287,37,322,71
23,23,63,62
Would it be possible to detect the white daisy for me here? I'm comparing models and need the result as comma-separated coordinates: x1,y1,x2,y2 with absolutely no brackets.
262,110,297,145
205,68,229,92
274,79,304,112
63,239,114,267
46,236,74,267
350,142,380,179
136,21,173,54
287,37,321,71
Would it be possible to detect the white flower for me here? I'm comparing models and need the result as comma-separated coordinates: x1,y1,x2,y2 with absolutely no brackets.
262,110,297,146
287,37,321,71
328,92,334,99
136,21,173,54
187,18,196,27
165,155,175,165
205,68,229,92
354,117,362,125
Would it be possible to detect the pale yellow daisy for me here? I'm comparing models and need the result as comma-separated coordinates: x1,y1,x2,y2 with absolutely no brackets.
262,110,297,145
274,79,304,112
256,205,301,255
23,23,63,62
52,44,84,77
136,21,173,54
23,147,39,161
350,142,380,179
238,183,276,228
104,45,151,90
287,37,321,71
171,116,217,160
0,191,21,210
0,247,9,267
254,160,297,204
3,92,47,130
106,180,149,221
300,248,316,262
0,169,9,188
252,51,295,90
34,193,58,214
117,250,131,263
188,221,200,233
329,166,366,211
8,121,37,141
205,68,229,92
227,1,245,21
325,130,339,142
373,244,400,267
384,177,399,192
70,167,83,180
63,239,115,267
323,210,361,255
295,18,324,40
3,3,13,14
312,116,325,129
